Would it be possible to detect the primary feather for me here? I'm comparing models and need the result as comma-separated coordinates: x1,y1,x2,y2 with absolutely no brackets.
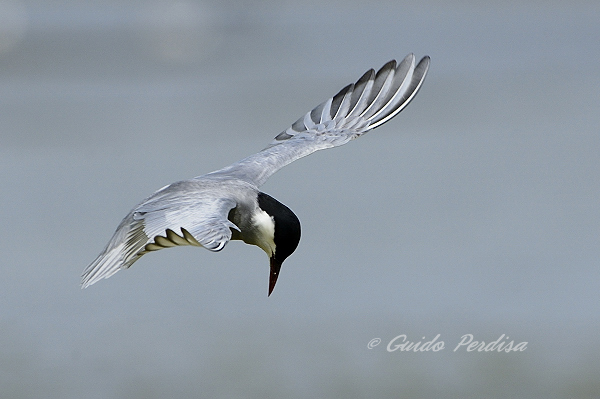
207,54,429,186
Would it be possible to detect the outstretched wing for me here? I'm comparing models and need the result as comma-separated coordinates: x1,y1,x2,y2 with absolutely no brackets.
81,180,239,288
207,54,430,187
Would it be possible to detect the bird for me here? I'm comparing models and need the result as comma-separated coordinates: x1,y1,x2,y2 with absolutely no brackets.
81,54,430,295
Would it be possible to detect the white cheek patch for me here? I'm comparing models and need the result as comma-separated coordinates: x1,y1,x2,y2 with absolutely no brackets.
252,209,276,256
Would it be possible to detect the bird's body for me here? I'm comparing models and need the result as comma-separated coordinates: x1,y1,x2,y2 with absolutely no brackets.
82,54,430,295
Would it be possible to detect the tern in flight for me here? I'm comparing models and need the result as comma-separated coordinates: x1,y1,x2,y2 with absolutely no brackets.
82,54,430,295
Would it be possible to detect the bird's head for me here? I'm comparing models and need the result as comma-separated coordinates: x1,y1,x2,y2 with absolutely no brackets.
256,192,301,296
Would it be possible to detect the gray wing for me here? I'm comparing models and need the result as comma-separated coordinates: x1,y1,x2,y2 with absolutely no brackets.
207,54,430,187
81,180,239,288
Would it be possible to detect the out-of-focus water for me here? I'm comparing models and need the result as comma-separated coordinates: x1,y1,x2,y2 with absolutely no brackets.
1,1,599,397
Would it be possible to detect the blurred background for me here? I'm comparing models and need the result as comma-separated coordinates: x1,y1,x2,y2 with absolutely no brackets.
1,0,599,397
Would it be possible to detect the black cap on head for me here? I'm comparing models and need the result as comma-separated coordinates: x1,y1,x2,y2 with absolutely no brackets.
257,192,301,296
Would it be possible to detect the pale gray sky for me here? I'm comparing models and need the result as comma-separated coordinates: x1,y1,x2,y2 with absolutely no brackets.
1,1,599,397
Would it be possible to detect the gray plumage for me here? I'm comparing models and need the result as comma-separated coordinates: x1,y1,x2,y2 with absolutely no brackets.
81,54,430,290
